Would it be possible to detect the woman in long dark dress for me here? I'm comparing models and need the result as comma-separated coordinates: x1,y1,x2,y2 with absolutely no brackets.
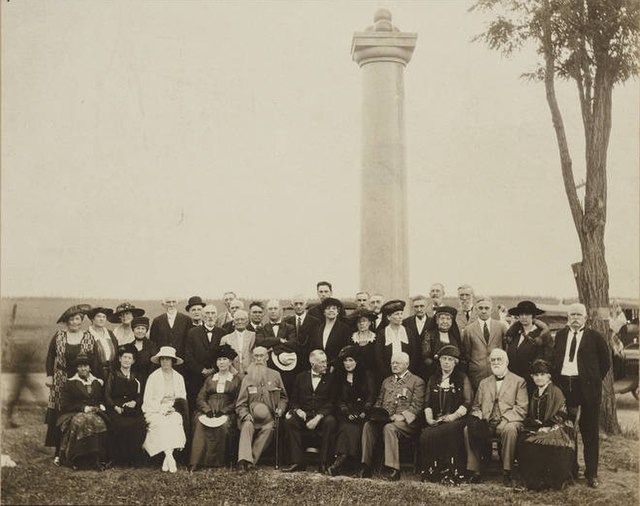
87,307,119,381
518,359,575,490
57,352,109,470
105,344,146,466
326,345,376,477
505,301,554,394
422,306,464,380
45,304,98,465
418,344,472,485
129,316,157,390
348,310,377,370
189,345,241,470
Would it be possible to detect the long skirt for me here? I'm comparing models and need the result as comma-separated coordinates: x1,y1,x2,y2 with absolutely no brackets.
189,414,237,467
45,408,62,448
108,411,146,464
418,418,466,478
58,412,108,465
518,425,575,490
334,418,364,459
143,412,186,457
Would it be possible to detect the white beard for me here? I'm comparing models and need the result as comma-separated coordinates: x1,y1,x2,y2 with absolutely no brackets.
491,363,508,377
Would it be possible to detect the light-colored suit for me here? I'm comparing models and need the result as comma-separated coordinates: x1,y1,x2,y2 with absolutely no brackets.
456,305,478,333
220,330,256,377
464,371,528,472
462,318,508,390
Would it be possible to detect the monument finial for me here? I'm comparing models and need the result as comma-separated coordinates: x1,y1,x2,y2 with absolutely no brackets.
368,8,397,32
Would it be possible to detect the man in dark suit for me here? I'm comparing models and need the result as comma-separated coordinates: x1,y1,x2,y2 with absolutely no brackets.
221,299,245,333
403,294,430,343
307,298,351,369
255,299,297,349
552,303,610,488
247,301,264,333
370,293,385,332
284,295,319,350
427,283,445,317
184,304,226,413
185,296,206,329
149,298,192,366
281,350,336,473
307,281,335,320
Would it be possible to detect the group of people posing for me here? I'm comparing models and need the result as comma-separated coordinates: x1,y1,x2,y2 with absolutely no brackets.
43,281,611,490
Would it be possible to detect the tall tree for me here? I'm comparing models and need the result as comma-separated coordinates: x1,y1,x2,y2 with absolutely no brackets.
470,0,639,433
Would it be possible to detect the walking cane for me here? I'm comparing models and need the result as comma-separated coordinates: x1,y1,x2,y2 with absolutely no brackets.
274,413,281,470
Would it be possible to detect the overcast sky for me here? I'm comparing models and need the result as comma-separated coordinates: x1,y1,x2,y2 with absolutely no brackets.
2,1,638,302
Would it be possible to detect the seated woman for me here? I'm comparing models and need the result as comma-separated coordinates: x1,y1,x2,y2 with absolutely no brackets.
418,345,472,485
518,359,575,490
327,345,376,476
142,346,187,473
56,352,109,470
105,344,146,466
348,310,377,369
189,344,242,471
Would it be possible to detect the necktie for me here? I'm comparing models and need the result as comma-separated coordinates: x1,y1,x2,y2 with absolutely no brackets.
483,322,490,343
296,316,301,334
568,330,578,362
465,310,470,322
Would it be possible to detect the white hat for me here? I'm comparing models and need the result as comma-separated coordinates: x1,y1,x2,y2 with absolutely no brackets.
150,346,184,365
271,351,297,371
198,414,228,428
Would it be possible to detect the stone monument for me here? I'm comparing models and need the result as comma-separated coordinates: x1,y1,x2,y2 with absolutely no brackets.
351,9,417,301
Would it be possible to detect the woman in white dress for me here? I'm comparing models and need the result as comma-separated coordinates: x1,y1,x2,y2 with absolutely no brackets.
142,346,187,473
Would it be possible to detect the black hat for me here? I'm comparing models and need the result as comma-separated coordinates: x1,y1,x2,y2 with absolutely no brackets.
381,300,406,317
367,407,391,423
434,306,457,318
508,300,544,316
117,344,138,359
57,304,92,324
350,309,377,324
437,345,460,359
108,302,145,324
338,345,361,361
87,307,114,321
530,359,551,375
131,316,150,330
185,296,206,311
215,344,238,362
74,352,92,367
321,297,343,311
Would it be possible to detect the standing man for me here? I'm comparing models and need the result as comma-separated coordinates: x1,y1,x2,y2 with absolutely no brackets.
552,303,610,488
369,293,385,332
462,297,508,391
217,291,237,327
236,346,288,471
427,283,446,317
359,352,425,481
308,281,335,320
307,298,351,368
220,309,255,378
284,295,319,349
222,299,245,333
247,301,264,333
403,295,430,343
355,291,370,311
456,284,478,332
185,296,206,329
149,298,192,366
184,304,226,413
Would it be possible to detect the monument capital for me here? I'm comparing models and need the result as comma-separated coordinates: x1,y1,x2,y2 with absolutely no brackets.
351,9,417,67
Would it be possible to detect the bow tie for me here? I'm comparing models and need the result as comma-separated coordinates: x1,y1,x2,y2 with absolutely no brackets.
311,373,323,378
495,375,505,381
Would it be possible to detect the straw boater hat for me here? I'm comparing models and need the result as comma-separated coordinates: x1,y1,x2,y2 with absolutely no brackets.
108,302,145,324
198,413,229,429
57,304,92,324
150,346,183,365
87,307,114,321
185,296,206,311
508,300,545,316
271,341,297,371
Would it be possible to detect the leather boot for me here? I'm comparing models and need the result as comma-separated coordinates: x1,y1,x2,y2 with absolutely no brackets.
327,454,347,476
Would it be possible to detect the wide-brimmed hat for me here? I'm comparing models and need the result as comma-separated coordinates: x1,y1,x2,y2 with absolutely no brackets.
530,359,551,375
198,413,228,429
350,309,377,324
87,307,114,321
74,352,92,367
508,300,545,316
321,297,343,311
434,306,457,318
108,302,145,323
436,345,460,359
338,345,361,362
131,316,150,330
185,296,206,311
270,341,298,371
250,402,274,425
57,304,92,324
215,344,238,362
150,346,183,365
381,300,406,317
117,343,138,359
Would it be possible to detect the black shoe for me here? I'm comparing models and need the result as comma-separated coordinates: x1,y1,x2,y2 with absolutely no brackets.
503,471,513,487
358,464,372,478
467,471,482,484
281,463,305,473
327,455,347,476
385,468,401,481
586,477,599,488
238,459,252,472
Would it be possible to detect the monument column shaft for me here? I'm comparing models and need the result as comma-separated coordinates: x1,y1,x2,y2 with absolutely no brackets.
360,62,409,299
